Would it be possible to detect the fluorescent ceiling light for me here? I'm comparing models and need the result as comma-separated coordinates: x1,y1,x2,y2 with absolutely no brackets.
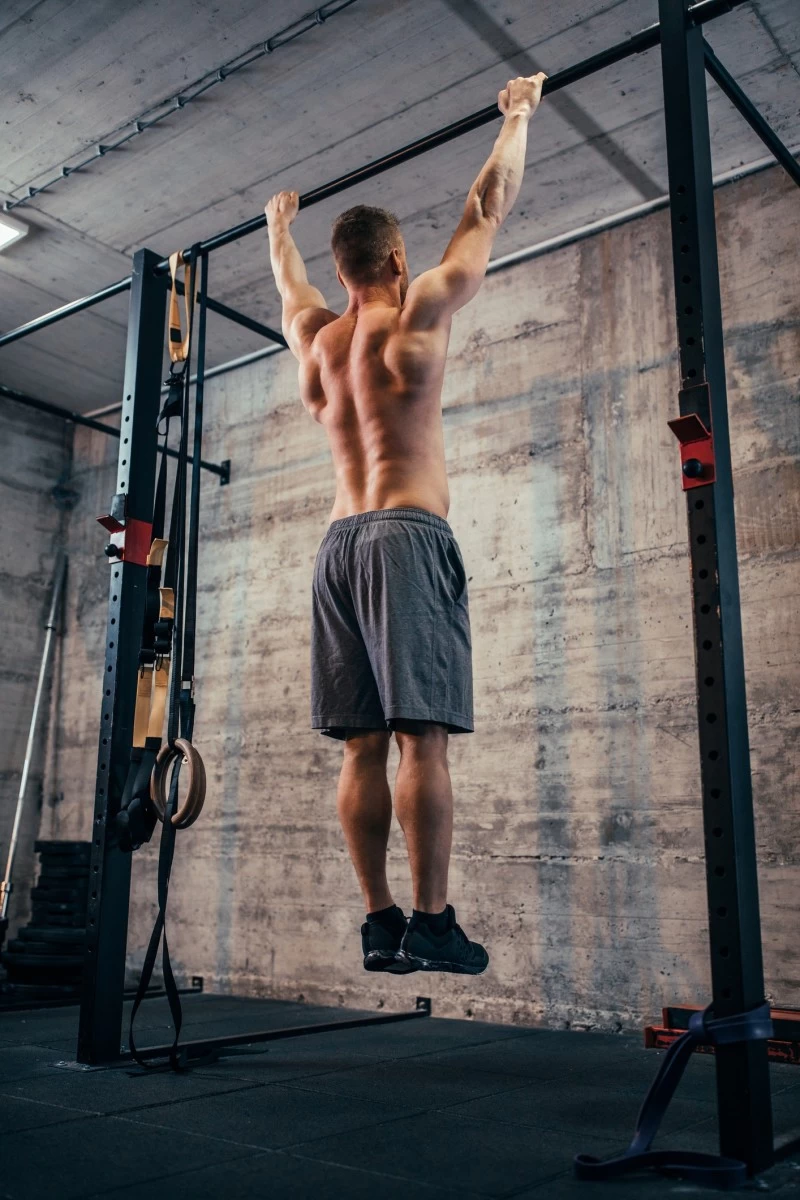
0,212,28,252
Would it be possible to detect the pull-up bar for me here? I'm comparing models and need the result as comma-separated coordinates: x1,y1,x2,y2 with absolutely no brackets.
165,0,747,266
0,0,770,353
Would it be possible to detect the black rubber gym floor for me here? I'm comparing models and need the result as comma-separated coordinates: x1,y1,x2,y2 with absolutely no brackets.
1,995,799,1198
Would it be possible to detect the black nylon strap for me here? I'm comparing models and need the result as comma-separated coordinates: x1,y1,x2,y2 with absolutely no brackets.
574,1002,773,1188
128,758,182,1070
129,246,205,1071
115,376,181,852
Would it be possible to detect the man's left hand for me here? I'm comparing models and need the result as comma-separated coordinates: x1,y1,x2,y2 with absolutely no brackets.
266,190,300,227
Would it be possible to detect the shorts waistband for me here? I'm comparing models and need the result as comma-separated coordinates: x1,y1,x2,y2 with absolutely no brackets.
326,507,453,536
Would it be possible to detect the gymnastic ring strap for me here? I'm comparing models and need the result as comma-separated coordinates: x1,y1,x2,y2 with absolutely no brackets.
167,251,196,364
574,1001,773,1188
150,738,206,828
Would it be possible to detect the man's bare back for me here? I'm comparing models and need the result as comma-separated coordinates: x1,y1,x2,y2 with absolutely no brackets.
265,71,547,526
303,303,451,520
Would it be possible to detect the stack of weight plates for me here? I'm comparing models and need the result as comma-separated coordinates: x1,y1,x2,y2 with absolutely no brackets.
0,840,89,1003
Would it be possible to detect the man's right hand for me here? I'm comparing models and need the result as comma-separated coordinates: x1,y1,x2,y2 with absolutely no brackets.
498,72,547,120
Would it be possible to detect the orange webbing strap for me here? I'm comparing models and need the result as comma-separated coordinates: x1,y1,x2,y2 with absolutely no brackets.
131,539,172,750
167,251,196,364
132,669,153,749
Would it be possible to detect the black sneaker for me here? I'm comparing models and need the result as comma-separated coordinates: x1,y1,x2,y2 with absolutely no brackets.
361,910,418,974
398,905,489,974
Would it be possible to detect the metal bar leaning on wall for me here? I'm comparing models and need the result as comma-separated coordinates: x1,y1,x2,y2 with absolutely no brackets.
702,41,800,188
0,0,749,353
0,554,67,941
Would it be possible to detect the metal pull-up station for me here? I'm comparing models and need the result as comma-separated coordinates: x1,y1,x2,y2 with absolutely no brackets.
1,0,798,1182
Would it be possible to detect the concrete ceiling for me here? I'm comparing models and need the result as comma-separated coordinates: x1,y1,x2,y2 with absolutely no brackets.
0,0,798,413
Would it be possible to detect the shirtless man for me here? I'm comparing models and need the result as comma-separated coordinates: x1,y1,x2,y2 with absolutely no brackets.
266,71,546,975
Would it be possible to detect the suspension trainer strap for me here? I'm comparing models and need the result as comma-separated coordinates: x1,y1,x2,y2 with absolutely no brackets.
115,384,179,853
129,247,207,1071
574,1001,773,1188
168,250,195,364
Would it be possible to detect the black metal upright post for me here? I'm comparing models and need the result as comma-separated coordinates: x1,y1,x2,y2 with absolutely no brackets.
659,0,773,1174
77,249,167,1064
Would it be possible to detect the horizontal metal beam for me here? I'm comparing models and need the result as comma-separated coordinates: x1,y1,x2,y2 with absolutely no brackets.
118,998,432,1065
87,139,791,421
703,41,800,189
0,383,230,483
204,295,287,345
0,277,132,349
170,276,286,345
0,0,747,348
0,275,285,353
164,0,747,266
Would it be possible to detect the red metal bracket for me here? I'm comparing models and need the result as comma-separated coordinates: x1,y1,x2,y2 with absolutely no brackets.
668,398,716,491
97,513,152,566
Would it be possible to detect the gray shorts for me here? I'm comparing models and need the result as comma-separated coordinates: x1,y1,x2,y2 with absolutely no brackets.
311,507,474,740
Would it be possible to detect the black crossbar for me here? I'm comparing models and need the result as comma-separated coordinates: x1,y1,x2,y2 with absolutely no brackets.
0,0,747,349
0,277,132,349
703,41,800,188
167,0,747,265
204,295,287,345
117,997,432,1064
0,383,229,482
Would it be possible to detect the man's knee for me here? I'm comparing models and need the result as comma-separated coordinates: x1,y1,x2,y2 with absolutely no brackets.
394,720,449,759
343,729,391,762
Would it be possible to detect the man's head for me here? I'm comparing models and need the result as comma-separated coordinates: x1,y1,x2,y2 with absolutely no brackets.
331,205,408,300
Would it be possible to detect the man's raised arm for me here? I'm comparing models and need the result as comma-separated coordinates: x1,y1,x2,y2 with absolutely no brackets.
403,72,547,329
266,190,336,358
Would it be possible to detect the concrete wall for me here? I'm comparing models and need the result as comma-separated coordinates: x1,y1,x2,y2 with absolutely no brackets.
48,166,800,1028
0,396,71,935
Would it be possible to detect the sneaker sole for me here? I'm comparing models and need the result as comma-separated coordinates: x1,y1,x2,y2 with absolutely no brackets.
397,950,488,975
364,950,418,974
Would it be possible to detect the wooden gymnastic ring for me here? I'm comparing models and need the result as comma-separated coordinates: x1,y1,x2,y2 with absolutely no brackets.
150,738,206,828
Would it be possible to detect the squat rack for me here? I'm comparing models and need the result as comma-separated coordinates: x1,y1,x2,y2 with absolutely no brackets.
1,0,798,1180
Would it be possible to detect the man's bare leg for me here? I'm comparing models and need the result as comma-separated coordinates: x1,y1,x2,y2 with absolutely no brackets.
337,730,394,912
393,721,453,912
393,721,488,974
